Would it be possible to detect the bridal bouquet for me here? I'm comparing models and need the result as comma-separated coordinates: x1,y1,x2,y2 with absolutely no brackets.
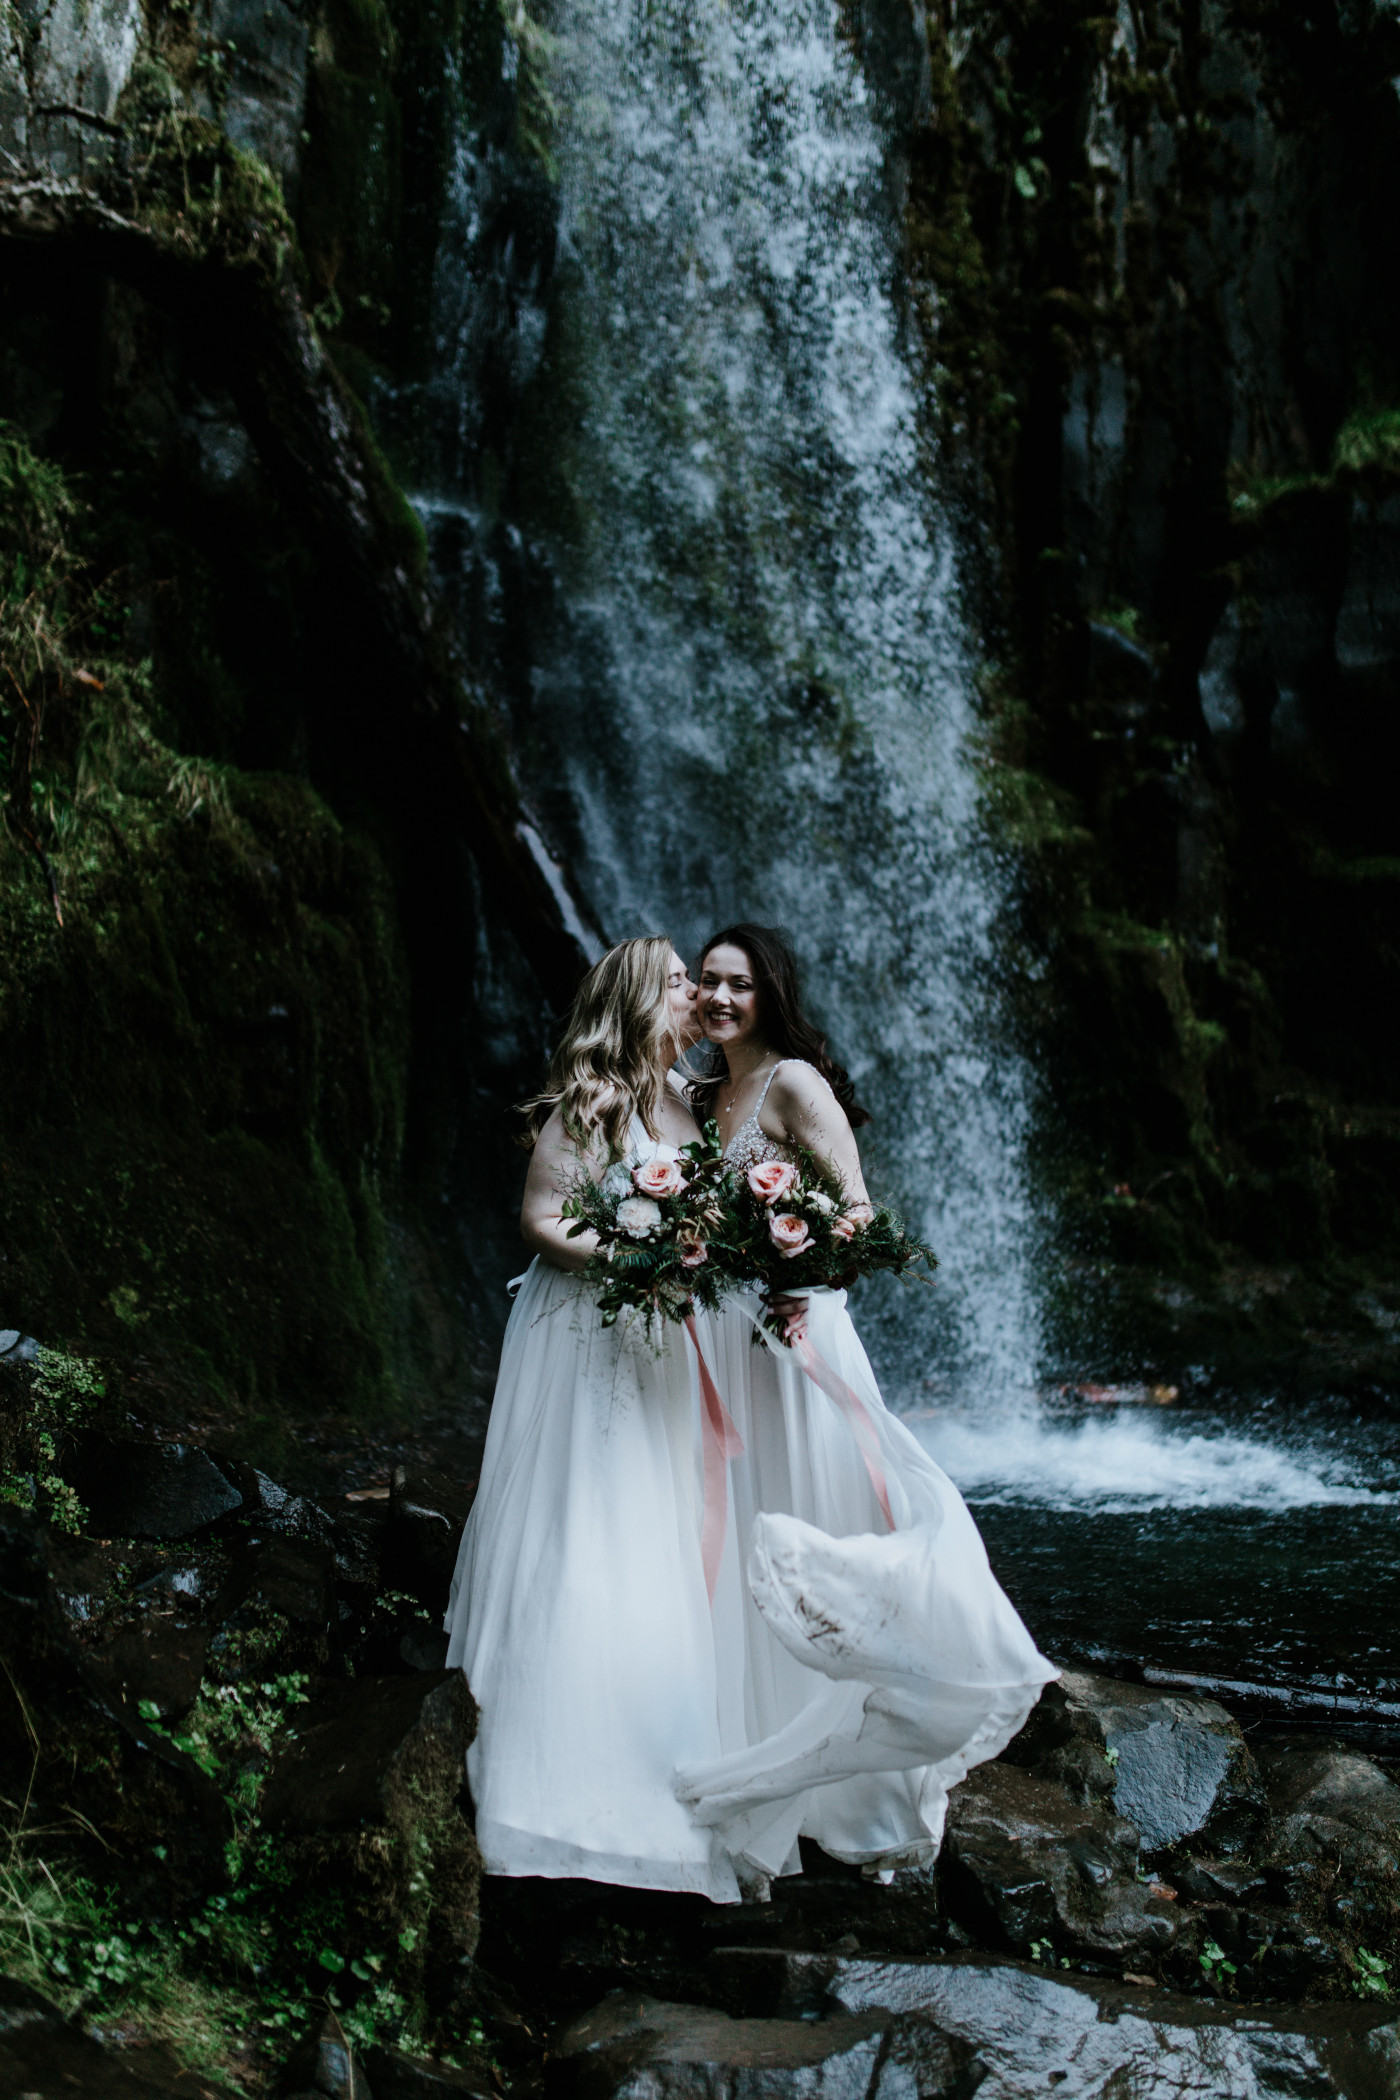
719,1150,937,1340
562,1129,733,1332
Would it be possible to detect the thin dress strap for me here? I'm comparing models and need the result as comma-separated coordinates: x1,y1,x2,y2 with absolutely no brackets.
725,1060,794,1171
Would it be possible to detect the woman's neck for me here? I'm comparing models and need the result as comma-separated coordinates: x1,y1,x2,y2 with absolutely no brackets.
721,1038,777,1089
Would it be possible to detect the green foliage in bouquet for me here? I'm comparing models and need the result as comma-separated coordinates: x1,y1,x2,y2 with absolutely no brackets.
563,1120,937,1340
561,1124,736,1332
719,1146,937,1333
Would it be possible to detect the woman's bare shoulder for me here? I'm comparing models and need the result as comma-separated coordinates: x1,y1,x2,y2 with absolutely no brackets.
770,1059,839,1115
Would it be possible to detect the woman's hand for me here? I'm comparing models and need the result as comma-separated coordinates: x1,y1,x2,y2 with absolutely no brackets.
767,1292,810,1344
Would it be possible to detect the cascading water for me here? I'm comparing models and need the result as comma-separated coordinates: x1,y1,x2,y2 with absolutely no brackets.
416,0,1045,1411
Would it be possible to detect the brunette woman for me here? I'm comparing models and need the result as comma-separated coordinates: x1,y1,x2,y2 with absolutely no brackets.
672,924,1054,1896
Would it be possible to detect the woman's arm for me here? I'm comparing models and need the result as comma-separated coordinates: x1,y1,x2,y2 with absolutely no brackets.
767,1064,871,1205
520,1106,601,1271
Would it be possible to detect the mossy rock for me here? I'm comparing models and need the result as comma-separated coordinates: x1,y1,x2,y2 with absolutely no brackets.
260,1671,481,2019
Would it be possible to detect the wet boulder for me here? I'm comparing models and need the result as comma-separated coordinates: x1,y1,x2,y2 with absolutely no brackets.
1258,1738,1400,1953
83,1616,211,1719
383,1467,475,1611
333,1505,386,1593
554,1966,1400,2100
215,1534,336,1627
280,2010,373,2098
61,1430,243,1539
364,2043,498,2096
823,1954,1400,2099
260,1670,481,2012
941,1760,1179,1967
1002,1667,1268,1856
0,1504,230,1906
0,1971,223,2096
1260,1739,1400,1876
210,1456,337,1548
552,1990,895,2100
207,1534,337,1673
46,1531,138,1623
751,1847,947,1962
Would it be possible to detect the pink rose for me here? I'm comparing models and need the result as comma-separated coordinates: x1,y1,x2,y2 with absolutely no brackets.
768,1211,813,1259
830,1213,856,1241
676,1221,708,1268
847,1202,874,1227
633,1157,685,1199
748,1160,798,1204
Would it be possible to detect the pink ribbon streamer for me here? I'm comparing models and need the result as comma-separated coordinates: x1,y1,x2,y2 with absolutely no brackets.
787,1329,895,1531
683,1314,746,1602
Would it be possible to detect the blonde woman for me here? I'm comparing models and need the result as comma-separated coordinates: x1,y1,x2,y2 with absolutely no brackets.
444,937,742,1896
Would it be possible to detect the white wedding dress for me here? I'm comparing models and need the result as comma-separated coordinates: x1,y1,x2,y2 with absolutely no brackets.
445,1095,1055,1901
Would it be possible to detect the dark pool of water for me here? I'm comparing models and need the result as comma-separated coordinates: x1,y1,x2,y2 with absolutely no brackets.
912,1397,1400,1750
977,1501,1400,1748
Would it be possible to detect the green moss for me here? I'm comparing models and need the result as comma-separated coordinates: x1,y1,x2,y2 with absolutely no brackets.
113,58,296,270
1229,471,1328,521
0,433,414,1427
1332,406,1400,477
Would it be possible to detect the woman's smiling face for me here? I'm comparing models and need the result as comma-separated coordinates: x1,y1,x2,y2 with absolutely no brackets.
696,943,765,1050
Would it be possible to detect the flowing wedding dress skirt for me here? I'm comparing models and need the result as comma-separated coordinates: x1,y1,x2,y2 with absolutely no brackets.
445,1235,1056,1899
677,1284,1056,1888
444,1252,739,1898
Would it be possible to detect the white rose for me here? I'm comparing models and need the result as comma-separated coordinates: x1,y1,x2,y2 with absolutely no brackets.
616,1195,663,1240
809,1191,835,1215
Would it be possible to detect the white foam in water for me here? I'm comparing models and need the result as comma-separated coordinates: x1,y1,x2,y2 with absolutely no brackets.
912,1408,1398,1513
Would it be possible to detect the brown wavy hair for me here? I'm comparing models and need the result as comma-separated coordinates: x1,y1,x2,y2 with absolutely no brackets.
518,936,680,1157
687,923,871,1129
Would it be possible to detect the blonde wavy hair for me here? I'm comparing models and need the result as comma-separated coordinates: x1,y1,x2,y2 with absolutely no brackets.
519,936,680,1157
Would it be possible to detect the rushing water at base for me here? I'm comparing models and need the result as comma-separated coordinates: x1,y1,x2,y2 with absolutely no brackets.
915,1396,1400,1739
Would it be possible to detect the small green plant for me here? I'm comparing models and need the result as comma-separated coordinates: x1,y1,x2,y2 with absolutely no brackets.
1352,1947,1392,1999
1027,1938,1072,1970
31,1347,105,1420
1199,1937,1237,1992
1103,1745,1119,1769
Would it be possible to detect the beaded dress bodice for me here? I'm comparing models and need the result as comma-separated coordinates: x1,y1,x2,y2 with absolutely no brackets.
722,1059,810,1175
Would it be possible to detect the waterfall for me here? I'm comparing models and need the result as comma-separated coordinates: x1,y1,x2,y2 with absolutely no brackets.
407,0,1046,1410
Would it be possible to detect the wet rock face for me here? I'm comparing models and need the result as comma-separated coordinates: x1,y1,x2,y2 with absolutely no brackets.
62,1431,244,1540
206,0,309,180
553,1969,1400,2100
941,1760,1178,1965
1002,1669,1269,1856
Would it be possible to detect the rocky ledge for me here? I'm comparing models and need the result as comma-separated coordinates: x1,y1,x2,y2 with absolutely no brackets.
1,1347,1397,2095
